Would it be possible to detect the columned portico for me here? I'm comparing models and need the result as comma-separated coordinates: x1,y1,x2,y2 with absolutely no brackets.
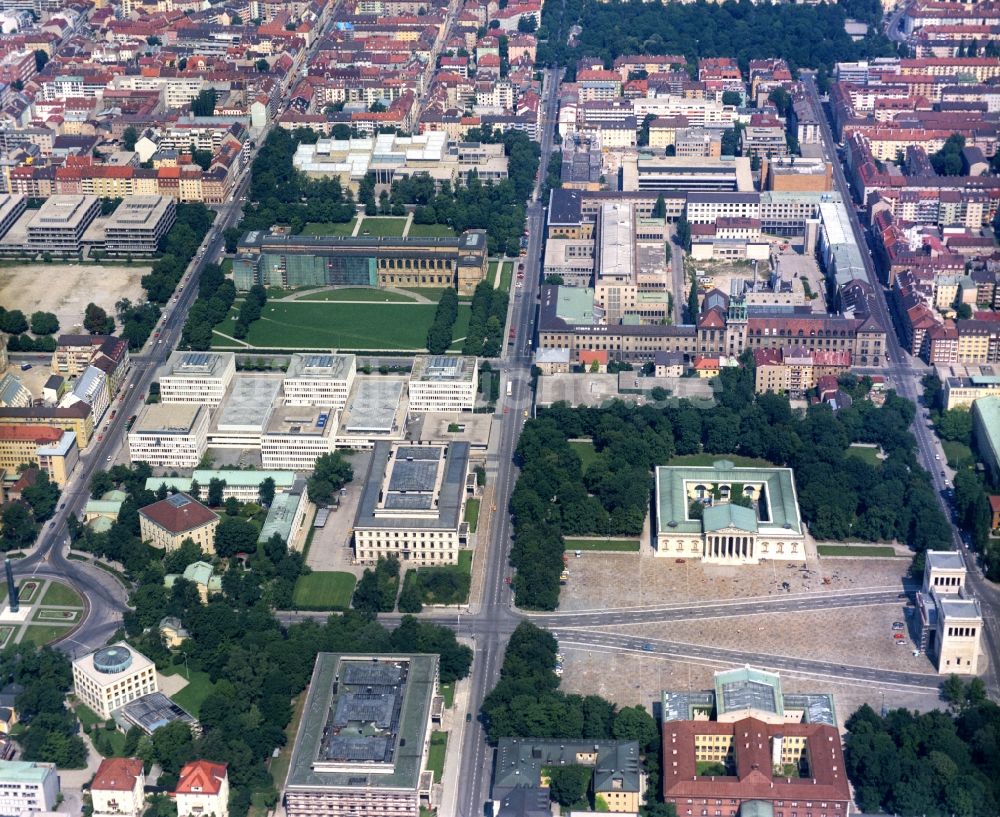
702,528,757,564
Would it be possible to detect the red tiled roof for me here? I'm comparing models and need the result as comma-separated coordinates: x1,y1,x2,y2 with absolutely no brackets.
139,493,218,535
0,425,63,444
92,758,143,792
578,349,609,365
176,761,228,795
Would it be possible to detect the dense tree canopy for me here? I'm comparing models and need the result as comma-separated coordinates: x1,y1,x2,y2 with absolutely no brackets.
845,686,1000,816
510,362,951,609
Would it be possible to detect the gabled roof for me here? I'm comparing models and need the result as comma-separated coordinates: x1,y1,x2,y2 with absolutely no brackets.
176,760,228,796
92,758,143,792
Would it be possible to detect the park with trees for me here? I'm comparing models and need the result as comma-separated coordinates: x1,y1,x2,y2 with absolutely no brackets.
844,676,1000,816
509,361,953,609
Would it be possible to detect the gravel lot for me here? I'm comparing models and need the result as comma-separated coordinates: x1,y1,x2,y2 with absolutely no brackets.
559,550,912,611
0,263,149,333
555,646,943,730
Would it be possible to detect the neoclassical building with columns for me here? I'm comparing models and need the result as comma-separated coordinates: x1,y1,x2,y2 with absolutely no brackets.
654,460,805,564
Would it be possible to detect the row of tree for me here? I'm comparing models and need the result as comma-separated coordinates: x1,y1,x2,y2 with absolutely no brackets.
180,262,237,350
427,288,459,354
463,280,508,357
140,202,216,307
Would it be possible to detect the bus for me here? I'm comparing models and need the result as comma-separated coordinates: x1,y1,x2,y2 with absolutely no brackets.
506,381,512,397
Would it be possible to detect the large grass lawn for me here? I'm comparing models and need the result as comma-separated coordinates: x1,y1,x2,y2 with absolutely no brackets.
163,667,217,717
464,498,481,533
427,732,448,783
942,439,975,470
439,681,455,708
243,301,471,350
845,445,882,466
666,453,777,468
20,625,71,646
292,571,357,610
41,581,83,607
817,544,898,557
301,220,357,237
565,538,641,552
569,440,600,471
358,217,408,237
407,223,457,238
296,288,418,302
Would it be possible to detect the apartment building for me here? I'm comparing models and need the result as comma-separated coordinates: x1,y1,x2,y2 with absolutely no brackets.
353,442,469,565
23,195,101,254
72,644,158,720
51,335,130,384
941,365,1000,409
176,762,229,817
0,194,26,241
33,430,79,488
91,758,145,817
139,493,220,554
753,347,852,396
408,355,478,413
285,653,439,817
127,403,210,468
103,195,176,256
282,353,356,408
0,762,60,817
158,352,236,407
0,403,95,449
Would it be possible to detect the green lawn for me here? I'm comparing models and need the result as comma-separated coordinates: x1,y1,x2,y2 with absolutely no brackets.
464,498,481,533
427,732,448,783
76,705,126,757
238,301,471,350
358,217,407,237
570,440,600,471
301,220,357,237
942,440,975,470
666,454,777,468
498,261,512,293
163,667,216,717
407,223,457,238
292,571,357,610
448,303,471,352
440,681,455,708
75,703,104,731
41,581,83,607
402,551,473,606
817,544,898,557
20,625,72,646
487,260,499,286
845,445,881,467
565,538,641,552
297,288,418,302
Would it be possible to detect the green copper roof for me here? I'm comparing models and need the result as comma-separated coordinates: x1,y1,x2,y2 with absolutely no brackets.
655,461,802,536
703,503,758,533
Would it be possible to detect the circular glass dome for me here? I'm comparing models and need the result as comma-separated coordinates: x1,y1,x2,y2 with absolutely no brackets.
93,646,133,674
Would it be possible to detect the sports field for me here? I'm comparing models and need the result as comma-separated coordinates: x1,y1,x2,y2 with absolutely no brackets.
234,300,471,350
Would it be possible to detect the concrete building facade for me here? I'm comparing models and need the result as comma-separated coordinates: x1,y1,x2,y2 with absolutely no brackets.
138,493,220,554
72,644,158,720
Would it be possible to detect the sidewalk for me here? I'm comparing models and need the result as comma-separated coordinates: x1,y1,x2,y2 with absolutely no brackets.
436,644,474,817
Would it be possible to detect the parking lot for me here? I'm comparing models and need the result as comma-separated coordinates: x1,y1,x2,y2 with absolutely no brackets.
304,449,372,575
558,548,912,612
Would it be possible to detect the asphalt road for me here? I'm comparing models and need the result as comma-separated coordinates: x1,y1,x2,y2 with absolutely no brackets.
14,166,254,655
801,73,1000,697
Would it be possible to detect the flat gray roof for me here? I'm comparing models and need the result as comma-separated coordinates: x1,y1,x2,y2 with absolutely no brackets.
341,379,405,434
163,350,234,378
410,355,476,383
216,375,282,430
285,653,438,793
133,403,206,434
286,353,356,380
355,441,468,531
